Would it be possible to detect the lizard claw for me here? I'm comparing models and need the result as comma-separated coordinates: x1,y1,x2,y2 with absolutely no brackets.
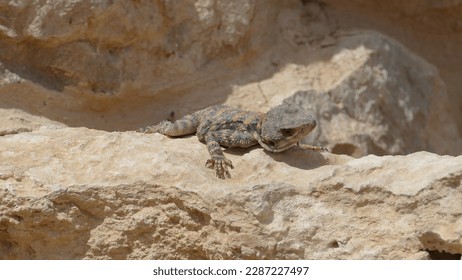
206,156,234,179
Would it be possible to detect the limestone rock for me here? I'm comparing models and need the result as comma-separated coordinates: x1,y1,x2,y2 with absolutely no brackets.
0,1,461,157
1,0,462,260
0,0,265,94
0,128,461,259
0,0,294,131
227,31,461,157
321,0,462,138
284,32,460,157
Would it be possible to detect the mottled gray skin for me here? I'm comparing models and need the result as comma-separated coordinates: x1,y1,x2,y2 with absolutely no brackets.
139,104,323,179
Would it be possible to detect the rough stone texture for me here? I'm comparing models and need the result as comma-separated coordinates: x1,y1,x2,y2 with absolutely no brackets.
0,0,284,130
0,1,461,260
0,0,260,93
322,0,462,141
1,0,460,155
228,31,461,156
1,128,461,259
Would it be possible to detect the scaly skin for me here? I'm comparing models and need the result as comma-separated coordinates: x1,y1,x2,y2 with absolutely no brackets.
139,104,326,179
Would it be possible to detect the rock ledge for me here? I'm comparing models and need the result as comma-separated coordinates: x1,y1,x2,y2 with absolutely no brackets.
1,128,461,259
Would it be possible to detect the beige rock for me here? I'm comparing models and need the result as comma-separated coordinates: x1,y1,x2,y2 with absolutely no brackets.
321,0,462,149
285,32,460,157
1,0,462,260
0,0,290,130
0,1,461,156
0,0,270,94
0,128,461,259
227,31,461,156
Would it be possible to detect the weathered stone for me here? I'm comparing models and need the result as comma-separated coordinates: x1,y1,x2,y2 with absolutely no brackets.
321,0,462,139
0,0,461,260
0,0,264,94
0,1,461,155
286,32,460,157
0,128,461,259
227,31,461,156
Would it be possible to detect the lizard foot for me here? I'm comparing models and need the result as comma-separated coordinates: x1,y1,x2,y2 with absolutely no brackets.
206,156,234,179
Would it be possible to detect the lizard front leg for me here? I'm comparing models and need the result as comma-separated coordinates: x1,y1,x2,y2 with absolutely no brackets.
204,130,257,179
204,132,234,179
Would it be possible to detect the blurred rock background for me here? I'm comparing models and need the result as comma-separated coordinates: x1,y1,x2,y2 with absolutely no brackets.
1,0,461,156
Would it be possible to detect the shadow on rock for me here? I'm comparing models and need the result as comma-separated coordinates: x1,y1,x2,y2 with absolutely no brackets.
265,146,329,170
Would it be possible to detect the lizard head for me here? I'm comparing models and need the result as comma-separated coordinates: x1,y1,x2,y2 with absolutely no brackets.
258,103,317,153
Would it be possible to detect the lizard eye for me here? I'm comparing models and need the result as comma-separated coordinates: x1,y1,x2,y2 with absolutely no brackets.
280,128,295,137
268,140,276,147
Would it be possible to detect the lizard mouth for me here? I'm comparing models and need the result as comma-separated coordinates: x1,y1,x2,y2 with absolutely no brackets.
258,138,297,153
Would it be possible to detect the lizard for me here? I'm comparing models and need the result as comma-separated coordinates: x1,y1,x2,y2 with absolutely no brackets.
138,104,327,179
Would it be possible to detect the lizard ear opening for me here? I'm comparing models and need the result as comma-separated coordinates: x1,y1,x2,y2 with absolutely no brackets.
280,128,296,137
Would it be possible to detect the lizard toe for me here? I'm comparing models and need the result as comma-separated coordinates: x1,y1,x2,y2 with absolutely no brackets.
206,156,233,179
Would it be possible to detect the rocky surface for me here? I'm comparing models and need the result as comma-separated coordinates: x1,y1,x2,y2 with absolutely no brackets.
229,31,460,156
0,0,461,259
322,0,462,137
1,1,460,156
0,128,461,259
